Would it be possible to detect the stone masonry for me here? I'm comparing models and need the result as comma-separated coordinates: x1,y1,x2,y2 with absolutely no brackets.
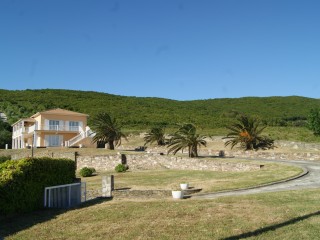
76,153,261,172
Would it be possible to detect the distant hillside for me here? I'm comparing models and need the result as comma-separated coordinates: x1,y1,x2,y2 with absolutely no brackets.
0,89,319,129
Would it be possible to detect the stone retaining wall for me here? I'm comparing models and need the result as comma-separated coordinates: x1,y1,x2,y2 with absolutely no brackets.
5,139,320,173
76,153,261,172
275,140,320,151
86,189,171,200
226,150,320,161
10,150,76,161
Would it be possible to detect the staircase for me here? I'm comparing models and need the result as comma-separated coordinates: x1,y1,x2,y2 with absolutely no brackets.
66,127,95,147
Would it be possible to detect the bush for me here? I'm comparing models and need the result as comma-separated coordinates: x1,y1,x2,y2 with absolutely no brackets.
115,164,127,173
0,157,75,215
308,108,320,135
0,155,10,164
88,167,96,173
79,167,93,177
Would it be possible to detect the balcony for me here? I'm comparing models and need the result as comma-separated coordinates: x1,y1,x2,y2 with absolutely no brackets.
40,124,81,132
12,128,23,138
25,125,35,134
12,124,82,138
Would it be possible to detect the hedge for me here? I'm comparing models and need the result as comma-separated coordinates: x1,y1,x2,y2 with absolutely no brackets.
0,155,11,164
0,157,76,215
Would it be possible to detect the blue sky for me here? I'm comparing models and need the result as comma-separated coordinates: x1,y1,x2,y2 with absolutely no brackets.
1,0,320,100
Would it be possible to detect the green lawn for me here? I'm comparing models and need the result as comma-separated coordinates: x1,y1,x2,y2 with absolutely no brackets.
82,160,302,193
0,161,307,240
2,189,320,239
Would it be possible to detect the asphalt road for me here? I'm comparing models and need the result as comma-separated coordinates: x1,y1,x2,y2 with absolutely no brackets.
193,158,320,199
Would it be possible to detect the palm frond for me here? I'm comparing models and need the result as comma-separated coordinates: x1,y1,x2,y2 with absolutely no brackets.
224,115,274,151
91,112,126,149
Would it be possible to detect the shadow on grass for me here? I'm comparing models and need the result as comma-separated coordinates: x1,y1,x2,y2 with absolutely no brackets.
0,197,112,239
222,210,320,240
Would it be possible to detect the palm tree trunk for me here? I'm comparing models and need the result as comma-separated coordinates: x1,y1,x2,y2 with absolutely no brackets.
108,140,115,150
157,139,164,146
192,145,198,157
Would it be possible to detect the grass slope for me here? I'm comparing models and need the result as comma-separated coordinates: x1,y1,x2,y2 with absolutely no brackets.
2,189,320,239
81,161,302,193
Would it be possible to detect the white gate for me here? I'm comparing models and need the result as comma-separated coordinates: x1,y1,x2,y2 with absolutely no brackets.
44,182,86,208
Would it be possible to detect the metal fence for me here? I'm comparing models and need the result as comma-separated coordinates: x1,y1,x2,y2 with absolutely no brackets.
44,182,86,208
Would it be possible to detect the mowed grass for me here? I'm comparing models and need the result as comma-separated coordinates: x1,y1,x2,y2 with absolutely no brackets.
82,160,303,193
2,189,320,239
0,161,304,240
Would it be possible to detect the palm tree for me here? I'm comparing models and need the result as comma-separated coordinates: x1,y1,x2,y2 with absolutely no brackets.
144,126,166,146
167,123,207,158
91,112,127,150
224,114,274,150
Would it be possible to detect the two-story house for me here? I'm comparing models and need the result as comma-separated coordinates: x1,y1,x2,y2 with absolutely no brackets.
12,108,95,149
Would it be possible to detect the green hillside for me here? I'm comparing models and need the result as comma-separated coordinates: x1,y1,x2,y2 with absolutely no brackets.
0,89,320,130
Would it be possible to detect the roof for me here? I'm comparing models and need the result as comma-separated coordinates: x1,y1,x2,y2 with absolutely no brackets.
11,118,36,126
31,108,89,118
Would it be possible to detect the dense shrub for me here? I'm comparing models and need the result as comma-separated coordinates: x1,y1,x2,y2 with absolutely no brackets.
0,119,12,149
1,89,317,130
115,164,127,173
88,167,96,173
308,108,320,135
0,155,10,164
0,157,75,215
79,167,93,177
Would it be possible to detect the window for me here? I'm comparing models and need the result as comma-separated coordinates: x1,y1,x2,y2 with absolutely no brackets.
46,135,63,147
69,121,80,131
49,120,60,130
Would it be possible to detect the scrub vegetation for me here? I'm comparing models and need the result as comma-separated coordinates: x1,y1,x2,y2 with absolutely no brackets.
0,89,319,131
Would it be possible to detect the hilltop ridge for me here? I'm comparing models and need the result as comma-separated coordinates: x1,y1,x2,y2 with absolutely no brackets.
0,89,319,129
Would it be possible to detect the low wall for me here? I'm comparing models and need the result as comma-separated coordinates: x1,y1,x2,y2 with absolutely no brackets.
76,153,261,172
275,140,320,151
225,150,320,161
9,150,76,161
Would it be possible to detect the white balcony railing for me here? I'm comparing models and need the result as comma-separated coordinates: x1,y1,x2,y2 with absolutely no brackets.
25,125,35,134
12,125,82,138
40,125,81,132
12,128,23,138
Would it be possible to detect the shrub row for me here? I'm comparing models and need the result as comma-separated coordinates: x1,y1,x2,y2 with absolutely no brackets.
0,157,76,215
0,155,11,164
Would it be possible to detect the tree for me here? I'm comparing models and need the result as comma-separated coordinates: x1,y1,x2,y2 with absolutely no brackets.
0,118,12,149
91,112,127,150
144,125,166,146
307,108,320,136
224,114,274,151
167,123,207,158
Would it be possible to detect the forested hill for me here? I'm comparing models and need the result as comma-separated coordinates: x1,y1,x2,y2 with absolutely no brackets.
0,89,319,129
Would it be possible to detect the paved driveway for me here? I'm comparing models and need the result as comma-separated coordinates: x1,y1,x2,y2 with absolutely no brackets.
193,158,320,199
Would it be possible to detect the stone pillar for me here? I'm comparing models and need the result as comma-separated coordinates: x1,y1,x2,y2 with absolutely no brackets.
102,175,114,198
121,154,127,164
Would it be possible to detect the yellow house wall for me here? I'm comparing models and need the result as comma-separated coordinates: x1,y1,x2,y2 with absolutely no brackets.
36,113,87,130
34,113,88,147
37,132,82,147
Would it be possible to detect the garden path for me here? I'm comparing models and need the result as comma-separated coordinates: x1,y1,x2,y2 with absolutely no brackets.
193,158,320,199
